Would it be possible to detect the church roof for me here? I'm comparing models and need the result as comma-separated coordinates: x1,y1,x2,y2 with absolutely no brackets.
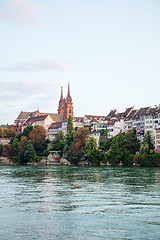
16,111,64,123
48,122,62,129
41,113,64,122
22,115,48,126
16,111,31,120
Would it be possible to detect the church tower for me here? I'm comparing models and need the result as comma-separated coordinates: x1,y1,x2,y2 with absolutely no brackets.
58,83,73,121
58,87,65,115
64,83,73,120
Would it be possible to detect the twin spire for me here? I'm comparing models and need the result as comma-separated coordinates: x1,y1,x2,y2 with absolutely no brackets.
60,83,71,100
58,83,73,120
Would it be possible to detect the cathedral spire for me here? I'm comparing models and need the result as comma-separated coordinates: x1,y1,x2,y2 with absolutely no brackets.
61,86,63,99
67,82,70,97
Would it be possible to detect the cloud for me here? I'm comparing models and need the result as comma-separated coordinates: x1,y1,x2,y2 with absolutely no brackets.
0,0,45,28
0,59,70,72
0,79,57,100
0,78,60,123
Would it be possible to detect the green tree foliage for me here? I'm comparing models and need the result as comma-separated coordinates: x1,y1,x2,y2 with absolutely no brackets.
67,115,73,133
24,140,37,163
141,131,153,154
134,153,160,167
29,126,46,154
2,144,14,157
99,130,111,152
23,125,33,137
109,130,139,166
15,132,23,141
49,131,65,157
84,137,102,165
12,138,19,156
64,131,74,154
0,144,3,156
125,129,139,154
5,129,16,138
110,133,125,165
19,136,28,153
71,127,90,156
123,129,139,166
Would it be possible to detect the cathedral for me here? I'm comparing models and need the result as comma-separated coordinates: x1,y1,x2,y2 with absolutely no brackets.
58,83,73,121
14,83,73,133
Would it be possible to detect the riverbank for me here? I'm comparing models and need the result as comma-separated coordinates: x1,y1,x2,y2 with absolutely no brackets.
0,156,71,166
1,156,160,167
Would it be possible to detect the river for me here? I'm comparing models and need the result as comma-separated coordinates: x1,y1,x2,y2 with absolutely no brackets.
0,166,160,240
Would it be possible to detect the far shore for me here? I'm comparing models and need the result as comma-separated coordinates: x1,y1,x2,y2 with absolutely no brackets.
1,156,159,167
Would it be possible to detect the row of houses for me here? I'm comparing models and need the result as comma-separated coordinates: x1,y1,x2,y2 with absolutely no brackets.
13,104,160,152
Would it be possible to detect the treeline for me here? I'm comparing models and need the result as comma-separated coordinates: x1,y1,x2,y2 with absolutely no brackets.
0,125,48,164
0,128,16,138
49,116,160,166
0,115,160,166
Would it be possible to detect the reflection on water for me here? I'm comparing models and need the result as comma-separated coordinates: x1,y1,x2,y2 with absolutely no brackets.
0,166,160,240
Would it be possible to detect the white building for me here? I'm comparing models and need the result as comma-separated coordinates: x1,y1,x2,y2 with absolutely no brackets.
22,115,54,132
48,122,63,141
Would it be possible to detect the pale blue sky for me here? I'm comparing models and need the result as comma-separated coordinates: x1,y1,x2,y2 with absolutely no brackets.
0,0,160,124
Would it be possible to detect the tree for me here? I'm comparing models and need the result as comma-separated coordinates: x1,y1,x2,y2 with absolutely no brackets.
71,127,90,156
124,129,139,154
122,129,139,166
2,144,14,157
29,126,46,154
67,115,73,133
99,130,111,152
142,131,153,153
24,140,37,163
12,138,19,156
110,133,125,165
64,131,74,154
19,136,28,153
84,137,101,165
49,131,65,157
5,129,16,138
0,128,6,138
0,144,3,156
23,125,33,137
15,132,23,141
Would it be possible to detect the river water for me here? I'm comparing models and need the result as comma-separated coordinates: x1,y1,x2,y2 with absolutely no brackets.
0,166,160,240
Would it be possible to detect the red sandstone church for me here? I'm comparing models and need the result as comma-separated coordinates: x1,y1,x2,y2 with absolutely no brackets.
58,83,73,120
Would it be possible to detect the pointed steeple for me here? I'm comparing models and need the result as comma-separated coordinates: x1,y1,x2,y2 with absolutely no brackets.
67,82,70,97
58,86,65,115
66,82,72,101
61,86,63,99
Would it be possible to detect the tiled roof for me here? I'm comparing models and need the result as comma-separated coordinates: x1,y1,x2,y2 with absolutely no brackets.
85,115,106,122
16,111,64,123
48,122,62,129
41,113,64,122
16,110,41,120
106,109,118,119
22,115,48,126
132,107,151,119
16,111,32,120
146,106,160,116
110,107,135,120
126,109,138,120
73,117,83,122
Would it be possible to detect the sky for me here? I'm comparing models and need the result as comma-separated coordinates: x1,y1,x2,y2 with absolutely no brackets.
0,0,160,124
